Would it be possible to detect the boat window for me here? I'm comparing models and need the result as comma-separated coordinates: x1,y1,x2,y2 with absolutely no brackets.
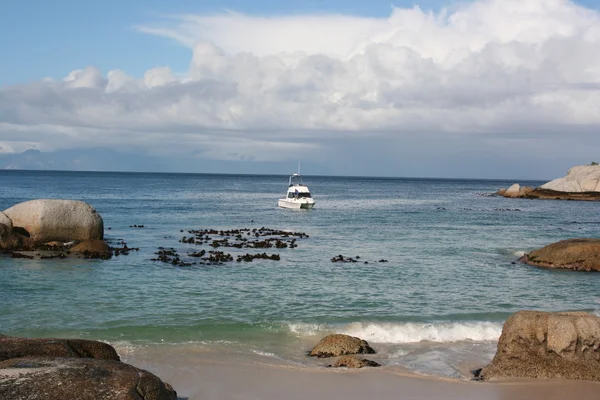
298,192,312,198
288,193,295,198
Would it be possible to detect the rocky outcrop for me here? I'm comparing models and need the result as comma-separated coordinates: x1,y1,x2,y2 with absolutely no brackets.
309,334,376,358
70,239,113,259
541,165,600,192
519,239,600,272
3,199,103,243
0,336,120,362
481,311,600,381
496,184,533,198
524,188,600,201
330,355,381,368
0,357,177,400
0,336,177,399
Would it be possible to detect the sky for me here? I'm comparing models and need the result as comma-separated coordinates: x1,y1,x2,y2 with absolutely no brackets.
1,0,600,179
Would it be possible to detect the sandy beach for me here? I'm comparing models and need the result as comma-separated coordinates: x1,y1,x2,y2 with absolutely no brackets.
119,344,600,400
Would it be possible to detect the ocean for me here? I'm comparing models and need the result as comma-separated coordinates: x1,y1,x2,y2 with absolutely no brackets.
1,170,599,378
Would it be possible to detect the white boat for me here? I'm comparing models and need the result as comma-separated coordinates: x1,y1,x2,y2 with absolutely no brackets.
278,173,315,209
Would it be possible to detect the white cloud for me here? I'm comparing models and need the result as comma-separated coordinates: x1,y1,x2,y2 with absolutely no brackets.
1,0,600,177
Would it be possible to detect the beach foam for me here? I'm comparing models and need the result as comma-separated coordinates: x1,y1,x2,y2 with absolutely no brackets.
288,321,502,343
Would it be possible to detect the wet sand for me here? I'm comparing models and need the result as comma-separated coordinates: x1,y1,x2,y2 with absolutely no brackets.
120,344,600,400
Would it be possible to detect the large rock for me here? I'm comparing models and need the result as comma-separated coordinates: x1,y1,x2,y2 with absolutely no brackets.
481,311,600,381
519,238,600,272
503,184,522,198
3,200,103,243
0,336,120,362
309,334,376,358
0,357,177,400
541,165,600,192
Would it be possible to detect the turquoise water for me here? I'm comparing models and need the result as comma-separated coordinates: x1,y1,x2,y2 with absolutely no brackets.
1,171,599,377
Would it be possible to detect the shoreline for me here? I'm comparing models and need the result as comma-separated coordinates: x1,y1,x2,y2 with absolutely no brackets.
119,344,600,400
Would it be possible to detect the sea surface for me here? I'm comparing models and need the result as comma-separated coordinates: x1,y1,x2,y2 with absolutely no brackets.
1,170,599,378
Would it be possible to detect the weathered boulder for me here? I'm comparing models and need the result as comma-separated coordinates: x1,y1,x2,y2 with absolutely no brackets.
330,355,381,368
0,357,177,400
499,184,534,199
309,334,376,358
0,336,120,362
0,212,12,242
503,184,521,198
3,199,103,243
520,186,534,196
481,311,600,381
541,165,600,192
520,238,600,272
70,239,113,259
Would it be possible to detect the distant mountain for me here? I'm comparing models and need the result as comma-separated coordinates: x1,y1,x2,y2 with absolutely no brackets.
0,149,331,175
1,149,69,170
0,148,166,172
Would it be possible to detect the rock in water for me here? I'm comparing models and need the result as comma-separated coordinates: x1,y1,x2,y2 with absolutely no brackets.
309,334,376,358
70,239,113,259
520,238,600,272
0,336,120,362
0,357,177,400
3,199,104,243
541,165,600,192
481,311,600,381
503,184,521,198
330,355,381,368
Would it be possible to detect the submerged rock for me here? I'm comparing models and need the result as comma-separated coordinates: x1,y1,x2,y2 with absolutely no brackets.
520,238,600,272
70,239,113,259
330,355,381,368
0,357,177,400
481,311,600,381
3,199,104,243
0,336,120,362
309,334,376,358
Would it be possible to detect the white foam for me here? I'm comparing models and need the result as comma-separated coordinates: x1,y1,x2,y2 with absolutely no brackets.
289,321,502,343
251,349,278,358
287,323,329,336
513,250,526,257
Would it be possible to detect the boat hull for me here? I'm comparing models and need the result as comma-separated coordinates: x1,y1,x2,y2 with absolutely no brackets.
278,199,315,209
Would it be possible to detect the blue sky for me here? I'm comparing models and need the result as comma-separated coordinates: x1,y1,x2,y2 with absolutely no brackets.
1,0,600,179
1,0,447,85
2,0,596,86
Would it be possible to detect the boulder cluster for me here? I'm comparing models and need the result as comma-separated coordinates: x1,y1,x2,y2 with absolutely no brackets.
0,335,177,399
308,334,380,368
0,199,137,260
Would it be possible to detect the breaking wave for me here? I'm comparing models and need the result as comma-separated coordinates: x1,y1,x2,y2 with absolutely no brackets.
288,321,502,343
